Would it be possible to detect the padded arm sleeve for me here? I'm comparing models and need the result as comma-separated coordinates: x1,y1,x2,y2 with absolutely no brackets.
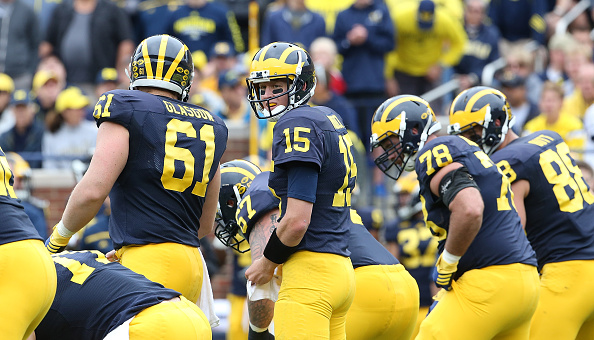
439,166,479,207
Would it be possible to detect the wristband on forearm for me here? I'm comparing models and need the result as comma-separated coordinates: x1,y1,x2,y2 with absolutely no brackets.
263,229,298,264
442,249,461,264
56,220,76,238
46,220,75,253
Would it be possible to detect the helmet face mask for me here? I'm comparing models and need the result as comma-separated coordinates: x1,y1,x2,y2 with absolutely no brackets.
128,35,194,102
214,159,262,253
214,184,248,253
372,131,416,181
371,95,441,180
247,42,316,122
448,87,514,155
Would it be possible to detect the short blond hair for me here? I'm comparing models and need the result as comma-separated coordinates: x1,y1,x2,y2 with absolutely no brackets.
541,81,564,99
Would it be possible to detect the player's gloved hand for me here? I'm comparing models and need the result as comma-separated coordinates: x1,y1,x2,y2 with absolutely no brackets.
45,220,74,253
434,251,460,291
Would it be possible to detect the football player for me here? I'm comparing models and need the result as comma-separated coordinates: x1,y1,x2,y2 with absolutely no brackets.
243,41,357,338
0,147,56,340
45,34,228,304
371,95,540,339
31,250,211,339
383,172,439,338
218,170,421,340
215,159,262,340
449,86,594,340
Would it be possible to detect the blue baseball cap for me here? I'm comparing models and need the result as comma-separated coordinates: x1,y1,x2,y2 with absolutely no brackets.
95,68,119,84
218,70,241,89
418,0,435,30
211,42,235,59
10,89,33,106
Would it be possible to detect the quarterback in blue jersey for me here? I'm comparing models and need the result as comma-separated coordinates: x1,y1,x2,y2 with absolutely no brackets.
32,250,210,340
0,147,56,340
45,35,228,305
371,94,539,339
221,168,420,340
449,86,594,340
244,41,358,339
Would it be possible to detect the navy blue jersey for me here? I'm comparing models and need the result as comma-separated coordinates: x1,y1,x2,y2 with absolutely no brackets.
415,136,536,279
79,213,113,254
348,216,399,268
93,89,228,249
269,106,359,257
35,251,180,340
0,147,42,245
236,172,279,240
491,131,594,270
453,23,500,77
384,217,438,307
167,2,244,55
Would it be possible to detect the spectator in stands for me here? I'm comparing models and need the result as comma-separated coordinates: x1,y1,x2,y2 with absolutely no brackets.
21,0,60,33
0,90,44,168
562,43,591,97
310,37,346,95
217,69,268,158
304,0,353,35
576,158,594,192
5,152,48,238
581,91,594,169
385,0,467,113
89,67,121,113
201,41,241,95
95,67,120,96
188,50,225,115
561,62,594,120
260,0,327,50
167,0,244,57
0,73,15,134
32,70,63,128
498,72,540,134
135,0,183,42
504,46,544,105
0,0,40,90
217,69,251,126
311,65,359,139
43,86,97,169
39,0,135,95
454,0,500,91
333,0,394,151
487,0,547,48
524,81,585,154
537,33,575,95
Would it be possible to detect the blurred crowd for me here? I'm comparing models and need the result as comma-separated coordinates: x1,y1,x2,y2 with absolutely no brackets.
2,0,594,337
1,0,594,194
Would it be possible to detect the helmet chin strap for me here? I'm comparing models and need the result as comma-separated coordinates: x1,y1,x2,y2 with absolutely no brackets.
400,109,441,172
404,154,417,171
125,67,133,90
